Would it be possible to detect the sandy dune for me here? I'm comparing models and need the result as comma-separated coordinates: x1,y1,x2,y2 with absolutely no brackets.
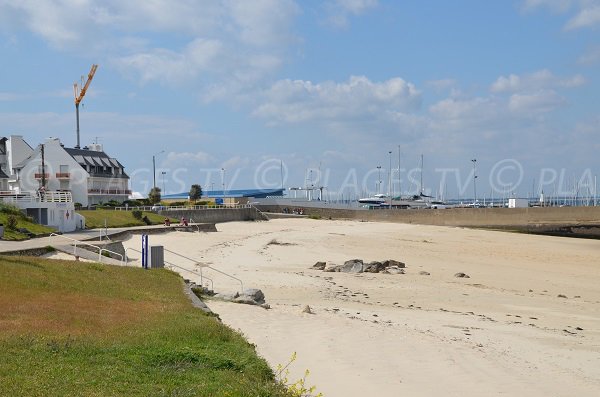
122,219,600,396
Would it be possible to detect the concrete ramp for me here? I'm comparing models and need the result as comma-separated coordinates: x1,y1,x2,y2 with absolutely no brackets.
53,244,126,266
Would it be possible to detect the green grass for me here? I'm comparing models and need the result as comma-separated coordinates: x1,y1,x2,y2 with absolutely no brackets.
0,256,289,397
77,209,177,228
0,213,55,241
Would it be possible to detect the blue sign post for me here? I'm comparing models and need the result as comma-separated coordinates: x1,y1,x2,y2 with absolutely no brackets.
141,234,149,269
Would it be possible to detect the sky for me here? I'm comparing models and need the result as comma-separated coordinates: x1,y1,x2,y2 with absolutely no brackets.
1,0,599,200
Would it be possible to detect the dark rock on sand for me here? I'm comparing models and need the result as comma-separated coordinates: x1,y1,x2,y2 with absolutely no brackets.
454,272,470,278
312,261,327,270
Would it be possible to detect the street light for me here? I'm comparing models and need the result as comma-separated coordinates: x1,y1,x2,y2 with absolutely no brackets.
161,171,167,194
388,151,392,209
471,158,477,205
376,165,382,194
152,150,165,189
221,168,226,194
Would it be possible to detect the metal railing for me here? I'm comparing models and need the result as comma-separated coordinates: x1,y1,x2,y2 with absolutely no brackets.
0,190,73,204
114,204,252,211
124,247,214,290
163,248,244,292
49,233,124,264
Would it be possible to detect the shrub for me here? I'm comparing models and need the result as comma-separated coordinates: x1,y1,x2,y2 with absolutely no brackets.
6,215,18,230
0,203,23,216
168,201,188,207
74,202,83,210
132,210,143,220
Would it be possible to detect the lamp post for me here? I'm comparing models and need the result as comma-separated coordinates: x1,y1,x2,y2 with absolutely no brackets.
388,151,392,209
471,158,477,205
152,150,165,189
221,168,225,194
161,171,167,194
376,165,382,194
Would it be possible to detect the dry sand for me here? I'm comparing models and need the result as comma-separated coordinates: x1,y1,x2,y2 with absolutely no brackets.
122,218,600,396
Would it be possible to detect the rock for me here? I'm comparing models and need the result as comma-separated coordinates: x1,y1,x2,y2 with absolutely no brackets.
261,303,271,309
323,262,341,272
419,271,431,276
364,261,385,273
302,305,313,314
213,292,239,301
383,259,406,269
234,296,259,305
454,272,470,278
240,288,265,303
339,259,364,273
312,261,326,270
383,266,405,275
557,294,568,298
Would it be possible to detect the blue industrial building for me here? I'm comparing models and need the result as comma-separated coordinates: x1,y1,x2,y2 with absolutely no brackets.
162,188,285,200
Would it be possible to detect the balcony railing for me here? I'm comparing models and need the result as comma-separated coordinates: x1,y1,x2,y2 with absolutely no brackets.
56,172,70,179
87,189,132,195
0,190,73,203
34,173,50,179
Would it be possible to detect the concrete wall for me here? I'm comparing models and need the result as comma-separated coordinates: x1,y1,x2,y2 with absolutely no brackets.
258,204,600,227
158,207,267,223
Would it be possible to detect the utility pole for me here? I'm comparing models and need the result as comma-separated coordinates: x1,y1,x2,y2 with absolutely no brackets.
398,145,401,198
471,158,477,204
40,144,46,189
376,165,382,194
388,151,392,208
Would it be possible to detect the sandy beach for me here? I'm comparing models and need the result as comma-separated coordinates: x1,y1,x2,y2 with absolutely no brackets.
122,218,600,396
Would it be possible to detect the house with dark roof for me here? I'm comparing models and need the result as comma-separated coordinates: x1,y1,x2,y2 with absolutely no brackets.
13,137,130,206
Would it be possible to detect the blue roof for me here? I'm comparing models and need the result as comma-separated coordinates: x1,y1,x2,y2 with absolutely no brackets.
162,188,285,199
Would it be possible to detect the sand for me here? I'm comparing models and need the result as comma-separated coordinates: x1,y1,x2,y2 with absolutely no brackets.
121,219,600,396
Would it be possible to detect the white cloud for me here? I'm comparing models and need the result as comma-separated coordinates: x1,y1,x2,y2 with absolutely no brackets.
325,0,378,28
508,90,567,113
253,75,421,124
163,151,214,167
565,4,600,29
578,45,600,64
521,0,600,30
490,69,585,92
521,0,576,12
0,0,300,93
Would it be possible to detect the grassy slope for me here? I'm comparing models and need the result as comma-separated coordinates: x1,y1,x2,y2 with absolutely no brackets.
0,256,288,397
78,209,177,228
0,213,55,241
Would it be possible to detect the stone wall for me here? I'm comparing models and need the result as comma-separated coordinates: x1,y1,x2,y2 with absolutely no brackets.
159,207,267,223
257,205,600,236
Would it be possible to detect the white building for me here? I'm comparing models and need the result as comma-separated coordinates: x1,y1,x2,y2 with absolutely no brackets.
508,198,529,208
0,136,130,232
13,137,130,207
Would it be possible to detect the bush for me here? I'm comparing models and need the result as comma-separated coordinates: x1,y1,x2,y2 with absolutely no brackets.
74,202,83,210
168,201,188,207
6,215,18,230
0,203,23,216
132,210,143,220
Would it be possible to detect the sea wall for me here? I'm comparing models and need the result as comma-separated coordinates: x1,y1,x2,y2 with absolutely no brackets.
257,205,600,237
158,207,267,223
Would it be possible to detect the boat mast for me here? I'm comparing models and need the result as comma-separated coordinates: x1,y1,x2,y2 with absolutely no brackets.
420,154,423,195
398,145,401,198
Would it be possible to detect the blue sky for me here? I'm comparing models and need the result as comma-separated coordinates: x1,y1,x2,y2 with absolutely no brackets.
1,0,599,200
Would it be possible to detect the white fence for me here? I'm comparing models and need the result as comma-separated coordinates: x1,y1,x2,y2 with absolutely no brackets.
0,190,73,204
113,204,253,211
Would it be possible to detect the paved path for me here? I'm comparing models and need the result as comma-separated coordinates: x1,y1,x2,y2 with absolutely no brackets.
0,224,196,253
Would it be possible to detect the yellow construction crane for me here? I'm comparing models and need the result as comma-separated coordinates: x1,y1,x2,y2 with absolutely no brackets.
73,64,98,149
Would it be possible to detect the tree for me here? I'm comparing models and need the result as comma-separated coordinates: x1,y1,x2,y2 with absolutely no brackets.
148,187,161,204
189,184,202,202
